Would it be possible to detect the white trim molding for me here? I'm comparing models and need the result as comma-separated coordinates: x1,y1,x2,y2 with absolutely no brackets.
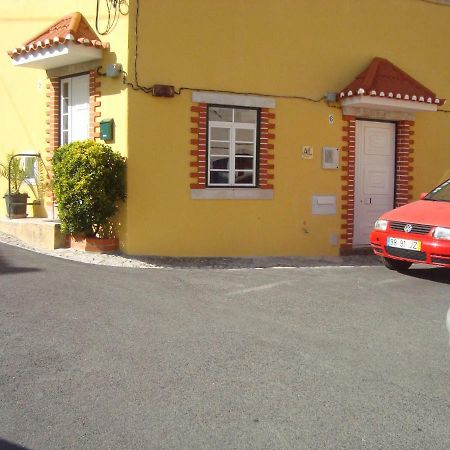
191,188,273,200
341,95,437,121
192,91,275,109
11,42,103,70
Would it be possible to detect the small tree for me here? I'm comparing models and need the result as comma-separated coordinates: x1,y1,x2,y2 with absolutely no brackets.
52,140,126,238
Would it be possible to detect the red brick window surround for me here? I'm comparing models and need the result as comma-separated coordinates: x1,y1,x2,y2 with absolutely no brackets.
190,103,275,191
340,117,415,252
190,103,207,189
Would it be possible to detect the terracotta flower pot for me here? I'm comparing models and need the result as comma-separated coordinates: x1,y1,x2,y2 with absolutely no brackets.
70,236,119,253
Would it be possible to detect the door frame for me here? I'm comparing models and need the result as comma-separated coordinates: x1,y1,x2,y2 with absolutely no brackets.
59,73,90,145
340,115,414,254
353,120,396,247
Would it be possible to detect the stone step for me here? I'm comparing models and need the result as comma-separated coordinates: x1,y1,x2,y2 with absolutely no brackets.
0,218,68,250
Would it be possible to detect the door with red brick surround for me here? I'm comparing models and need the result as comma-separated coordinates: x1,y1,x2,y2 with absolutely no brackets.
354,121,395,246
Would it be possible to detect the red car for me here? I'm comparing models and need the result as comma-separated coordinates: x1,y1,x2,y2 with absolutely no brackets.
370,178,450,271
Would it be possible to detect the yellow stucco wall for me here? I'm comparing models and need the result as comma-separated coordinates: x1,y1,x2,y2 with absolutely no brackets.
2,1,450,256
125,0,450,256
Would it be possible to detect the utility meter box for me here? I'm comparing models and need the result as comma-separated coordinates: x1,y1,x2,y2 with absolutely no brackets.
100,118,114,141
312,195,337,215
322,147,339,169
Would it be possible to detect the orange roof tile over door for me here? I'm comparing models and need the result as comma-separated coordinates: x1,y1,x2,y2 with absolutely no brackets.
8,12,108,57
339,57,444,106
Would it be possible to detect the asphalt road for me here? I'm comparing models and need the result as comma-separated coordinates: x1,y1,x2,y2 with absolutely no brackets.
1,243,449,450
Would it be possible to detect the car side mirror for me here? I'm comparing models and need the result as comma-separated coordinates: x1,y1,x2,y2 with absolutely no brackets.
419,192,427,200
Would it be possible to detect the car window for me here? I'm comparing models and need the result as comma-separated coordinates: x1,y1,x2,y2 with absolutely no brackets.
425,179,450,202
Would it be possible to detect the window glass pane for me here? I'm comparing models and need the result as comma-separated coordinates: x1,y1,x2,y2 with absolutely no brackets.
234,109,257,124
210,127,230,141
235,157,254,170
235,128,254,142
62,115,68,130
62,83,69,98
209,107,233,122
235,143,254,156
210,171,229,184
62,98,69,114
62,131,69,145
23,157,36,179
235,171,254,185
210,142,230,156
210,156,229,169
206,105,258,187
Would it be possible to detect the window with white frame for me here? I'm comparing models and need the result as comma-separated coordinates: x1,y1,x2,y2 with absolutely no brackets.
21,156,38,184
208,105,259,187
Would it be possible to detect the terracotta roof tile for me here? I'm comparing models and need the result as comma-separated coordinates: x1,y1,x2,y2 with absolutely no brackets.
339,57,445,106
8,12,109,57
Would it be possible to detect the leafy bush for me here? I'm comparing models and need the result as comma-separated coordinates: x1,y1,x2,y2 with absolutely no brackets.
52,140,126,237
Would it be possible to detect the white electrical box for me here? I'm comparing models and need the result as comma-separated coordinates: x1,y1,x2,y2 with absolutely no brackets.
322,147,339,169
312,195,337,215
106,63,123,78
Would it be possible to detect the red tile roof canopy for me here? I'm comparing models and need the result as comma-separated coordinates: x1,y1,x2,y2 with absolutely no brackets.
339,57,444,106
8,12,109,58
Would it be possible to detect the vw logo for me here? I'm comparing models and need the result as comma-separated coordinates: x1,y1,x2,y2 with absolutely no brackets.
404,224,413,233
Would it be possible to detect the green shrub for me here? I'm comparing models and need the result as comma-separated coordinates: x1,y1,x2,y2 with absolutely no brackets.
52,140,126,238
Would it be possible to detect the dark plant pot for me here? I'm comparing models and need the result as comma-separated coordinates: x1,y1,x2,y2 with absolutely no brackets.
4,193,29,219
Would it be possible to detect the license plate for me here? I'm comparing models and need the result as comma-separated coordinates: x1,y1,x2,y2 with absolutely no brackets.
387,237,421,251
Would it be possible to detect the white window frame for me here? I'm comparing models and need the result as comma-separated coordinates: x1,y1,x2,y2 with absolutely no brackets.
60,78,71,145
21,155,38,185
207,106,258,187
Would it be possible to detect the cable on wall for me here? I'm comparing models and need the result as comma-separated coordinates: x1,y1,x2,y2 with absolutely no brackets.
174,86,324,103
123,0,156,93
95,0,128,36
122,0,326,102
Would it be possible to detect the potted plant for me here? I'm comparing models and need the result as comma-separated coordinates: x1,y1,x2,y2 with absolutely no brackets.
25,158,52,218
52,140,126,252
0,153,29,218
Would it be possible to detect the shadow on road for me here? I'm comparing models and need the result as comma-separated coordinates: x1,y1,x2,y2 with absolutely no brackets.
0,439,33,450
0,251,41,276
404,267,450,285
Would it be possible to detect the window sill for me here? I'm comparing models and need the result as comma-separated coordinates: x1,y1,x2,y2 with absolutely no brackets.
191,188,273,200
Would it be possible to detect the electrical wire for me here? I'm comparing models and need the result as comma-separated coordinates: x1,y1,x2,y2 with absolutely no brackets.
174,86,323,103
96,0,121,36
123,0,155,93
124,0,450,114
123,0,325,102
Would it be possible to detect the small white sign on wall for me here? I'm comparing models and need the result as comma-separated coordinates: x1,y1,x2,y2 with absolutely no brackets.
302,146,313,159
312,195,337,215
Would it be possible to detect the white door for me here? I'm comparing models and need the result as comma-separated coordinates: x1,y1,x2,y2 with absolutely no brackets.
354,121,395,246
60,74,89,145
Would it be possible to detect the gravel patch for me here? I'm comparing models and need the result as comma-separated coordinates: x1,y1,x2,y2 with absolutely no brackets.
0,230,382,269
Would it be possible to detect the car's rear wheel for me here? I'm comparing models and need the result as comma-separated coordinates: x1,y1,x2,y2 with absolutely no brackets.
381,257,412,271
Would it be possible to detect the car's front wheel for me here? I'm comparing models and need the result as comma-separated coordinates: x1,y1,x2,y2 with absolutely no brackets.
381,257,412,271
